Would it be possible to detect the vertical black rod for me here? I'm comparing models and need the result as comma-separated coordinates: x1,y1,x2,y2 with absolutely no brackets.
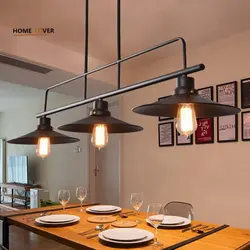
117,0,121,89
84,0,89,99
2,217,9,249
180,37,187,68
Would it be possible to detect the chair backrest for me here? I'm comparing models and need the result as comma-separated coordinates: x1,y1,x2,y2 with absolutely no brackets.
164,201,194,220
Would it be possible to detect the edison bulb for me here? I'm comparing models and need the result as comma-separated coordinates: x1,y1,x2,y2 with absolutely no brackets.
176,104,197,136
36,137,51,158
91,124,108,150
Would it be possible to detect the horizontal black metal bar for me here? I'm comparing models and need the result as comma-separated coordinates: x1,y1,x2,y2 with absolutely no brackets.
37,63,205,118
42,37,187,113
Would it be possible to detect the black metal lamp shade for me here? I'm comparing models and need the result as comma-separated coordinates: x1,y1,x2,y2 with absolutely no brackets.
133,76,240,118
58,99,143,133
7,117,80,145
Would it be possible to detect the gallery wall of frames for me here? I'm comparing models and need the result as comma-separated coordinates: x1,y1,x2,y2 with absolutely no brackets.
158,77,250,147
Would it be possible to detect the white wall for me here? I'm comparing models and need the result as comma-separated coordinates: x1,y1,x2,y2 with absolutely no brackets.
121,30,250,229
0,90,89,203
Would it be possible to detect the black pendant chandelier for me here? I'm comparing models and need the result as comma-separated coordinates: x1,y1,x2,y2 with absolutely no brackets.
133,76,240,136
58,99,142,149
8,117,79,157
30,0,240,150
58,99,143,133
56,0,143,149
133,75,240,117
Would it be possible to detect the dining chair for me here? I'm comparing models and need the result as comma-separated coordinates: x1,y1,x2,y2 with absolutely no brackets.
164,201,194,220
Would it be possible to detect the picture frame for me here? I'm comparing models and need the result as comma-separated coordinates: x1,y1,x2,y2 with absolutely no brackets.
241,111,250,141
158,96,173,121
195,118,214,144
216,81,238,143
241,78,250,109
158,122,174,147
196,86,214,144
198,86,214,101
176,131,193,146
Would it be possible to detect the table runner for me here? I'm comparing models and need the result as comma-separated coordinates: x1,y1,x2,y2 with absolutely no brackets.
235,241,250,250
163,224,229,250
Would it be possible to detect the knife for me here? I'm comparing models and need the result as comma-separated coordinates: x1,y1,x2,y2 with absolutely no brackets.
182,224,202,233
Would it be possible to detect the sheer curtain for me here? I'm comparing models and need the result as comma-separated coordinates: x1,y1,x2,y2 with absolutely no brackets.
0,138,6,183
7,156,28,184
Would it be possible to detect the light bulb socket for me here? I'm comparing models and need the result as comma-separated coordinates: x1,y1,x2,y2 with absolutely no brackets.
174,75,198,95
37,117,53,131
91,99,111,116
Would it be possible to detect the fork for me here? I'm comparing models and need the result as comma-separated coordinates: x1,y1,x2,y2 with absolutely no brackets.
87,225,110,239
26,211,52,222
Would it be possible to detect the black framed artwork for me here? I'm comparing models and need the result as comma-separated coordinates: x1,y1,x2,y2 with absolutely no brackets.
216,81,238,143
198,86,214,101
242,111,250,141
195,86,214,144
158,122,174,147
176,131,193,146
158,96,173,121
241,78,250,109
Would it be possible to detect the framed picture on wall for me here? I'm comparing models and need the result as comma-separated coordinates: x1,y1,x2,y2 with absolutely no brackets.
242,111,250,141
195,118,214,144
158,122,174,147
158,96,173,121
195,86,214,144
198,86,214,101
176,131,193,146
241,78,250,109
216,81,238,143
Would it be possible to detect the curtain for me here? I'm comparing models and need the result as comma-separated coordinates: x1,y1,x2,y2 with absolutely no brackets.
7,156,28,184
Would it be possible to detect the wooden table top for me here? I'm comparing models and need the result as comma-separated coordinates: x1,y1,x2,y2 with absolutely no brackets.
6,207,250,250
0,202,97,220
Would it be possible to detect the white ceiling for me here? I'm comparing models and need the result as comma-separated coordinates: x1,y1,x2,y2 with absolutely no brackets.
0,56,116,111
1,0,250,62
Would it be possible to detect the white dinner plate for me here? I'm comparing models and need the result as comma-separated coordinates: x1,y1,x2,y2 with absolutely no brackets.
161,215,185,225
88,205,120,212
99,229,154,244
146,216,191,228
39,214,77,223
86,205,121,214
35,216,80,226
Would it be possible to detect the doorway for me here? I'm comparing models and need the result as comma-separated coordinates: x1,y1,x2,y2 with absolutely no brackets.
88,103,121,206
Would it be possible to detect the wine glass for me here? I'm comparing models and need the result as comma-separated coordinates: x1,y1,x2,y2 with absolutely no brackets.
76,186,87,211
147,203,164,246
130,192,143,223
58,190,70,210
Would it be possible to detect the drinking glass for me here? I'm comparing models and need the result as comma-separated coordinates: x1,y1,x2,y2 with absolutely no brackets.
58,190,70,210
147,203,164,246
130,192,143,223
76,186,87,211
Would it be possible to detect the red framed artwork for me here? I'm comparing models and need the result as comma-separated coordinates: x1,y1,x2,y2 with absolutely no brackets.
195,118,214,144
195,86,214,144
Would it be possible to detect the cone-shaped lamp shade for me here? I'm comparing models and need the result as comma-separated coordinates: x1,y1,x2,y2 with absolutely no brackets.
58,99,143,133
7,117,80,144
133,76,240,118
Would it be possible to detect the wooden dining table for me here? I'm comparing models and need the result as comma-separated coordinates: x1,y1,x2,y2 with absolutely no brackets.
4,205,250,250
